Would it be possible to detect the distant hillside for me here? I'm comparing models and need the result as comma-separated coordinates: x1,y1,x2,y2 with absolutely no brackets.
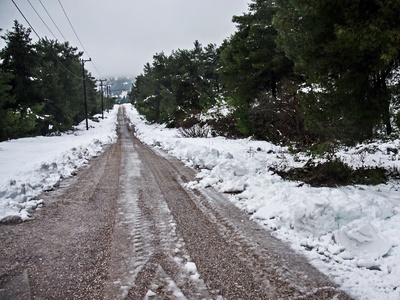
107,77,134,102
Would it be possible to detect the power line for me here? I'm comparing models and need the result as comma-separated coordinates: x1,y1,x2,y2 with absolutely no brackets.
57,0,104,78
38,0,68,41
26,0,57,40
81,58,91,130
11,0,82,80
89,60,104,79
97,79,107,119
57,0,89,57
11,0,41,40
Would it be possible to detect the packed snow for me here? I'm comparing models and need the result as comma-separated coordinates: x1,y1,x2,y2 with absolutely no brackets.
0,106,118,223
1,103,400,299
123,104,400,300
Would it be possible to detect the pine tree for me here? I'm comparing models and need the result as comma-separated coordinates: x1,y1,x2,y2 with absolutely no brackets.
274,0,400,142
129,63,161,123
0,21,42,138
0,69,19,141
219,0,297,140
130,42,222,127
36,38,92,133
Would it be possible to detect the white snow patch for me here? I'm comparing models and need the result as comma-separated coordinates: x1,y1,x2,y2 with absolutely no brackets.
2,102,400,299
185,261,197,274
123,103,400,300
0,106,118,222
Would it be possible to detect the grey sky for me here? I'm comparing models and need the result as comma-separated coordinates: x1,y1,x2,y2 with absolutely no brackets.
0,0,249,78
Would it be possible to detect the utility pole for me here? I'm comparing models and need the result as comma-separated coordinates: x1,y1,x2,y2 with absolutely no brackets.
107,85,111,112
81,58,91,130
97,79,106,119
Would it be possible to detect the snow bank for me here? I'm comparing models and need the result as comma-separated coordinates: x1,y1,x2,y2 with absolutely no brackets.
124,104,400,300
0,106,118,223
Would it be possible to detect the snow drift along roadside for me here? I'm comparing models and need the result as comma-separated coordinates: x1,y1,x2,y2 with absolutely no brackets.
123,103,400,300
0,106,118,223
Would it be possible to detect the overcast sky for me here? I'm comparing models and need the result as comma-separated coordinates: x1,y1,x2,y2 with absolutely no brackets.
0,0,249,78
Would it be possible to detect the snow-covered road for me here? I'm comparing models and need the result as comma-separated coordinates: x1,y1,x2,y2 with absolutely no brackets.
124,104,400,300
1,104,400,299
0,106,349,299
119,108,348,299
0,106,119,223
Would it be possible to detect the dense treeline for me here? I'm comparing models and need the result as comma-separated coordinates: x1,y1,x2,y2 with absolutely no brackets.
0,21,111,142
129,0,400,147
130,41,222,127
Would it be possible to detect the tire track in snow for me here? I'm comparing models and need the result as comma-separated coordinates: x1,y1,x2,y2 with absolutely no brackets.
124,108,352,299
107,108,211,299
0,106,351,299
129,124,282,298
0,126,122,299
173,156,352,298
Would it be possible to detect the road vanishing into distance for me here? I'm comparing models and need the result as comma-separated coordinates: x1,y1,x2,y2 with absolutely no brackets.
0,106,351,299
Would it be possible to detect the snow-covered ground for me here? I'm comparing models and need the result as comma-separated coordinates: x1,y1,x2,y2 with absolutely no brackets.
1,103,400,299
123,104,400,300
0,106,118,223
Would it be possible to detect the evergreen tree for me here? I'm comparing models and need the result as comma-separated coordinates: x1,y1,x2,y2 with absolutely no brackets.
1,22,104,139
129,63,161,122
274,0,400,142
0,20,41,138
129,42,222,127
35,39,84,133
0,69,19,141
219,0,297,140
86,74,102,117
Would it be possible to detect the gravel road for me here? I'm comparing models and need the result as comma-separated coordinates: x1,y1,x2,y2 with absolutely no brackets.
0,106,352,299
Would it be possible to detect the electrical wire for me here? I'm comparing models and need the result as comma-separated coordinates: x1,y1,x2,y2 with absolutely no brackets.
26,0,57,40
57,0,105,78
89,59,105,79
38,0,68,41
57,0,89,56
11,0,83,80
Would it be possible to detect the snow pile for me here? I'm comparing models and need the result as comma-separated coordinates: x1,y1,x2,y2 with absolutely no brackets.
1,103,399,299
124,104,400,300
0,106,118,223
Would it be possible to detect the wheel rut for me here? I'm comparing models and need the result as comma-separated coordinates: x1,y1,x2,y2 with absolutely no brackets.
114,106,351,300
0,126,121,299
0,106,352,299
106,108,211,299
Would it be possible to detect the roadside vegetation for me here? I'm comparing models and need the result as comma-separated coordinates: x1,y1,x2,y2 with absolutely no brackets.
0,21,114,141
129,0,400,186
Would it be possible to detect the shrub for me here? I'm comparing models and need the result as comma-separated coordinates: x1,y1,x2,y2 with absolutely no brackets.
178,124,210,138
395,111,400,129
275,159,387,187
